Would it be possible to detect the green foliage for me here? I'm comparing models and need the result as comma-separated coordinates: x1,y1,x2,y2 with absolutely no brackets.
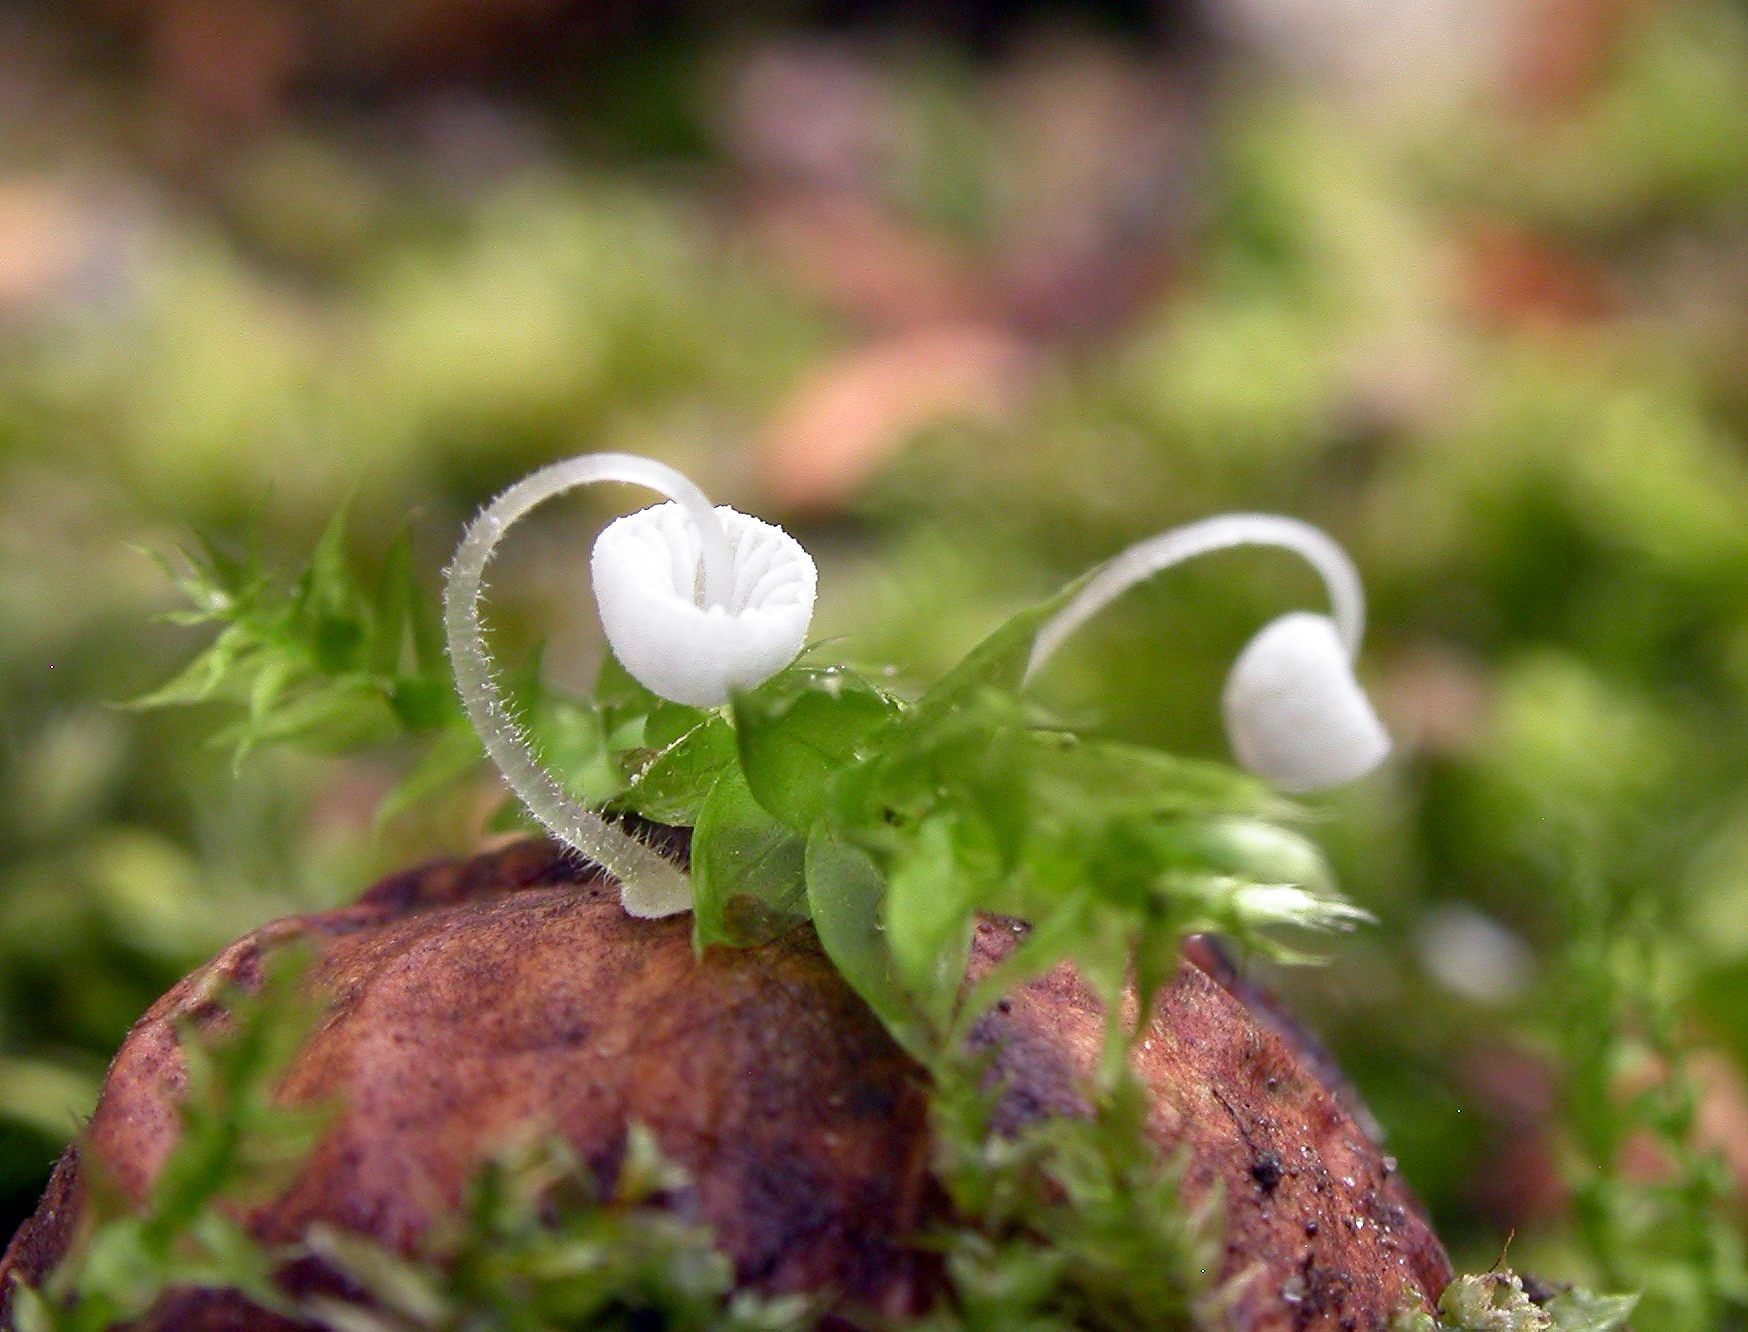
131,511,459,765
768,602,1356,1076
618,714,738,826
13,946,327,1332
1393,1273,1637,1332
122,509,739,837
690,766,808,950
804,822,935,1061
1457,656,1748,1331
1543,870,1748,1332
301,1127,812,1332
733,666,901,833
915,1066,1224,1332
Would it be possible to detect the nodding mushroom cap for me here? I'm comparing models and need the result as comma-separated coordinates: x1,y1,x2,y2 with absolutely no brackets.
592,502,817,709
1026,513,1391,795
1222,611,1391,793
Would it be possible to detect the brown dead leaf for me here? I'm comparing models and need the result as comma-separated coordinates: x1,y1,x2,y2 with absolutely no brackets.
147,0,304,127
754,189,989,330
1507,0,1640,111
0,179,88,312
759,322,1034,514
0,837,1451,1331
1463,216,1614,329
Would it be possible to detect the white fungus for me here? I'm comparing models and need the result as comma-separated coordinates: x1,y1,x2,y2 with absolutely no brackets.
444,451,815,919
1026,512,1390,792
1223,611,1390,793
592,502,816,708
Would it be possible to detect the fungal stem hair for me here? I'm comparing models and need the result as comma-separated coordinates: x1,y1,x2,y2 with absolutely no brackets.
443,453,723,916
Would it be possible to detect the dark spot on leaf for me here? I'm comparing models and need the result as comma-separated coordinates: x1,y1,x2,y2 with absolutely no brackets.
1252,1151,1284,1193
846,1080,900,1118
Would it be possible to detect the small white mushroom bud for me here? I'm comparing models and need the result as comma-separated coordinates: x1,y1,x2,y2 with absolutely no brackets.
1223,611,1390,792
592,502,816,708
443,452,816,919
1026,512,1390,793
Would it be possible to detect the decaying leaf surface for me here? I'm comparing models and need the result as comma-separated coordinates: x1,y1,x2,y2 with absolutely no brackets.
1,838,1450,1331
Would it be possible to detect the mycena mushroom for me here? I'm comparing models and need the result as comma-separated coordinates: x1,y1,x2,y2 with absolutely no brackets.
1025,512,1390,793
592,500,817,708
444,452,816,918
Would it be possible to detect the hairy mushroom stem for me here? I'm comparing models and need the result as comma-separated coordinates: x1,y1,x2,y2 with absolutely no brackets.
1025,513,1366,684
443,452,731,918
1025,513,1387,792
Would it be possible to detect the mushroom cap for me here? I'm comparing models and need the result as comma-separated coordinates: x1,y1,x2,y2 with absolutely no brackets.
592,503,816,708
1223,611,1392,792
0,838,1449,1331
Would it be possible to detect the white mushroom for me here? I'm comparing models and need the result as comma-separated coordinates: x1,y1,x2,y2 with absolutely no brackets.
1026,512,1390,792
592,502,816,709
1223,609,1389,792
443,452,816,919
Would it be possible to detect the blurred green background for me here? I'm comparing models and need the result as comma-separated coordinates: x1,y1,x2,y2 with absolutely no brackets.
4,0,1748,1318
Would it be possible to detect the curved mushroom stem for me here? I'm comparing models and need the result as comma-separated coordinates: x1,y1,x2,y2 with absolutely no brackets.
444,452,729,916
1024,513,1366,685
